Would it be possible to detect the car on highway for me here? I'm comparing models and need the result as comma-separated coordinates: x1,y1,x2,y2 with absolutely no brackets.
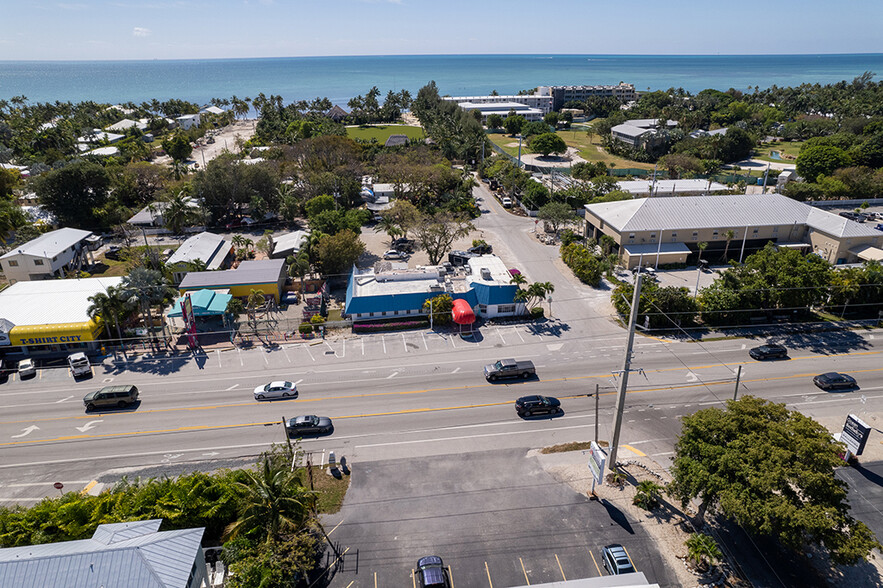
515,395,561,418
286,415,333,436
813,372,857,391
383,249,406,260
414,555,450,588
748,343,788,360
17,359,36,378
254,380,298,400
484,358,536,381
601,544,636,575
83,385,139,412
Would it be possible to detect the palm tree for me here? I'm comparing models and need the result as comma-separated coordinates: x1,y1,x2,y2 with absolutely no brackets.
164,191,194,235
697,241,708,262
121,267,175,349
509,273,527,287
224,456,316,544
289,254,311,295
721,230,735,262
373,216,403,243
87,291,118,342
685,533,722,572
246,289,266,332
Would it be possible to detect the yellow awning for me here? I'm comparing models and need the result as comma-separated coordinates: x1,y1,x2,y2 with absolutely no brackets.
9,319,104,346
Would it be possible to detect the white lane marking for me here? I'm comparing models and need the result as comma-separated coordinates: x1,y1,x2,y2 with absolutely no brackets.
387,371,399,379
382,335,387,354
238,348,244,367
305,345,315,362
741,344,747,349
496,327,506,345
341,338,346,358
356,423,599,449
263,350,269,365
513,326,525,343
422,332,428,351
402,333,408,353
627,438,669,445
75,420,104,433
5,481,90,487
686,371,698,382
451,367,461,374
293,379,303,386
225,384,239,391
56,396,74,403
216,349,222,369
450,335,457,348
11,425,39,438
361,337,365,356
547,343,563,351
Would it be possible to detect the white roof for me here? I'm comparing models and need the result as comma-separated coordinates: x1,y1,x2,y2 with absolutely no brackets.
272,230,309,255
616,179,729,195
0,277,124,326
176,114,199,121
166,232,230,269
77,131,124,144
586,194,883,239
87,146,119,157
467,255,512,285
623,118,678,129
850,244,883,261
0,227,93,260
0,518,204,588
611,124,654,138
201,105,225,115
106,118,139,131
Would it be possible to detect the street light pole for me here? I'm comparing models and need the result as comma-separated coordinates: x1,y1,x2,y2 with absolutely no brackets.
608,273,642,471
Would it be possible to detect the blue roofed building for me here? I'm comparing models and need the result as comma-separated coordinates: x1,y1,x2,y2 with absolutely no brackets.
0,518,207,588
345,255,523,321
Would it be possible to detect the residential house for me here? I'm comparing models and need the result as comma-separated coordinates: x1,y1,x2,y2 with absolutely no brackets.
176,114,201,130
610,119,678,150
0,228,95,284
0,519,207,588
165,231,232,284
271,230,310,259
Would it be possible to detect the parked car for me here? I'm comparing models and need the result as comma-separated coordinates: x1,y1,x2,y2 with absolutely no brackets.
415,556,450,588
601,544,636,575
515,395,561,417
254,380,298,400
68,352,92,378
484,358,536,381
83,385,139,412
104,245,123,261
748,344,788,360
383,249,406,260
501,197,513,208
468,243,493,255
813,372,857,391
392,237,416,253
286,415,333,436
17,359,36,378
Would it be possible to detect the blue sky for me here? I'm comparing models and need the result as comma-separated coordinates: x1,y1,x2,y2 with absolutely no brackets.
2,0,881,61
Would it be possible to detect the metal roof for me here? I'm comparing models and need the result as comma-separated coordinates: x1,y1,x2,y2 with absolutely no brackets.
0,227,93,260
166,232,230,269
616,179,729,195
272,230,309,256
585,194,883,239
0,277,124,327
610,124,653,138
0,519,204,588
178,259,284,290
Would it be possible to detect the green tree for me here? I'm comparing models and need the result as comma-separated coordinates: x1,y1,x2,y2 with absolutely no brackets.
796,144,853,182
633,480,663,510
304,194,336,218
121,267,175,349
486,113,504,130
684,533,722,572
87,285,132,344
668,395,881,564
560,242,604,287
543,112,560,127
163,191,196,235
35,160,110,229
537,202,576,234
529,133,567,157
412,211,474,265
612,279,699,329
316,229,365,275
721,229,736,261
503,114,526,136
161,133,193,179
422,293,453,326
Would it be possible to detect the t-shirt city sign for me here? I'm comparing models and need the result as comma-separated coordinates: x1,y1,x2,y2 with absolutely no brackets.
20,335,84,345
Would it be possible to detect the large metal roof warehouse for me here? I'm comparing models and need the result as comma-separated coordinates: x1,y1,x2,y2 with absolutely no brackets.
0,276,123,355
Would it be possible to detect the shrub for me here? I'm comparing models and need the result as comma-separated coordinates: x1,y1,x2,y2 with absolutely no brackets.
530,307,545,318
560,242,603,287
298,323,314,335
352,319,428,334
309,314,326,325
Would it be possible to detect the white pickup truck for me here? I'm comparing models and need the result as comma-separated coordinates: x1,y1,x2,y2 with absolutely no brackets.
68,352,92,378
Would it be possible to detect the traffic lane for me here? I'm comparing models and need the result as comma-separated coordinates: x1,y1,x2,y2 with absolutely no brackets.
325,448,677,588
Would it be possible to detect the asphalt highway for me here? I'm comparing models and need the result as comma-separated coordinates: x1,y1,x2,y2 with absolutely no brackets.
2,328,880,504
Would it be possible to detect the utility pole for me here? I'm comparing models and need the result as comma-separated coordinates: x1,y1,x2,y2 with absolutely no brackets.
594,383,599,443
608,273,642,471
733,365,742,401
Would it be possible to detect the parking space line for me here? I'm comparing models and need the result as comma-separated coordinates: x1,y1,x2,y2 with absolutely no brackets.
361,338,365,355
555,554,566,580
496,327,507,345
623,546,638,572
216,349,222,368
280,344,291,362
422,332,428,350
374,571,378,588
347,582,356,588
263,349,269,365
519,557,530,585
484,561,493,588
450,335,457,348
513,326,525,343
238,348,244,367
589,549,601,576
305,345,315,362
402,333,407,353
382,335,387,354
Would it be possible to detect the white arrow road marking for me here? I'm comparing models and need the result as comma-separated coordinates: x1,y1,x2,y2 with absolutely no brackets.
12,425,39,438
547,343,564,351
162,453,183,463
686,371,699,382
741,344,746,349
387,371,399,379
225,384,239,391
202,452,220,457
293,379,303,386
75,420,104,433
55,395,74,403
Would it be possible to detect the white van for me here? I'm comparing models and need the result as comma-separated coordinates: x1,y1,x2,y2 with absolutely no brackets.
68,352,92,378
501,197,513,208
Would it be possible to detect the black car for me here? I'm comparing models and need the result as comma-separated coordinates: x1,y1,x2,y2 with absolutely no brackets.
286,415,334,436
468,243,493,255
515,395,561,417
601,544,636,575
392,237,415,253
104,245,123,260
749,344,788,360
415,556,450,588
813,372,857,391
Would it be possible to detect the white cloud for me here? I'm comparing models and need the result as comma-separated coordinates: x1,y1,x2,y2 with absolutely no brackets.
133,27,151,38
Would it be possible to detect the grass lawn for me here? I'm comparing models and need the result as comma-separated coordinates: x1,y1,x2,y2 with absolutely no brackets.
486,129,654,170
312,466,350,514
752,140,804,163
345,124,424,143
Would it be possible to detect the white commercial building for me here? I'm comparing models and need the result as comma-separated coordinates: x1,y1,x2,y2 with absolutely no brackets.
457,101,545,122
0,228,95,284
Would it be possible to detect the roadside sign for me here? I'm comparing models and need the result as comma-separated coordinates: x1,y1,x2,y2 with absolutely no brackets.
588,441,607,484
53,482,63,490
842,414,871,456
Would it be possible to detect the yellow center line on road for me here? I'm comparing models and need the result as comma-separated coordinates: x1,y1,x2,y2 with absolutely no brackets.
622,444,647,457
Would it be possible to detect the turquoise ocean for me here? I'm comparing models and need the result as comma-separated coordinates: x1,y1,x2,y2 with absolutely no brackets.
2,54,883,107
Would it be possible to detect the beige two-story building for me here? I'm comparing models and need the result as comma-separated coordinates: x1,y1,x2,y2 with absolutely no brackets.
0,228,96,284
584,194,883,269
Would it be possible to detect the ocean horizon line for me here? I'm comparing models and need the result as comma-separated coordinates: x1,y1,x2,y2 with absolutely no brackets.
1,52,882,65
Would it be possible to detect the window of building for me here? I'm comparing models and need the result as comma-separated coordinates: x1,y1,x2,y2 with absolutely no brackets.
369,312,374,317
712,231,719,240
8,260,18,267
34,259,44,266
650,233,656,240
628,233,635,240
478,304,487,314
498,304,516,313
753,228,759,234
381,311,387,316
52,256,57,261
394,310,399,315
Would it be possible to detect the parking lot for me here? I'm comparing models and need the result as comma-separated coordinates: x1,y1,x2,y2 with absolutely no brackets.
322,448,674,587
